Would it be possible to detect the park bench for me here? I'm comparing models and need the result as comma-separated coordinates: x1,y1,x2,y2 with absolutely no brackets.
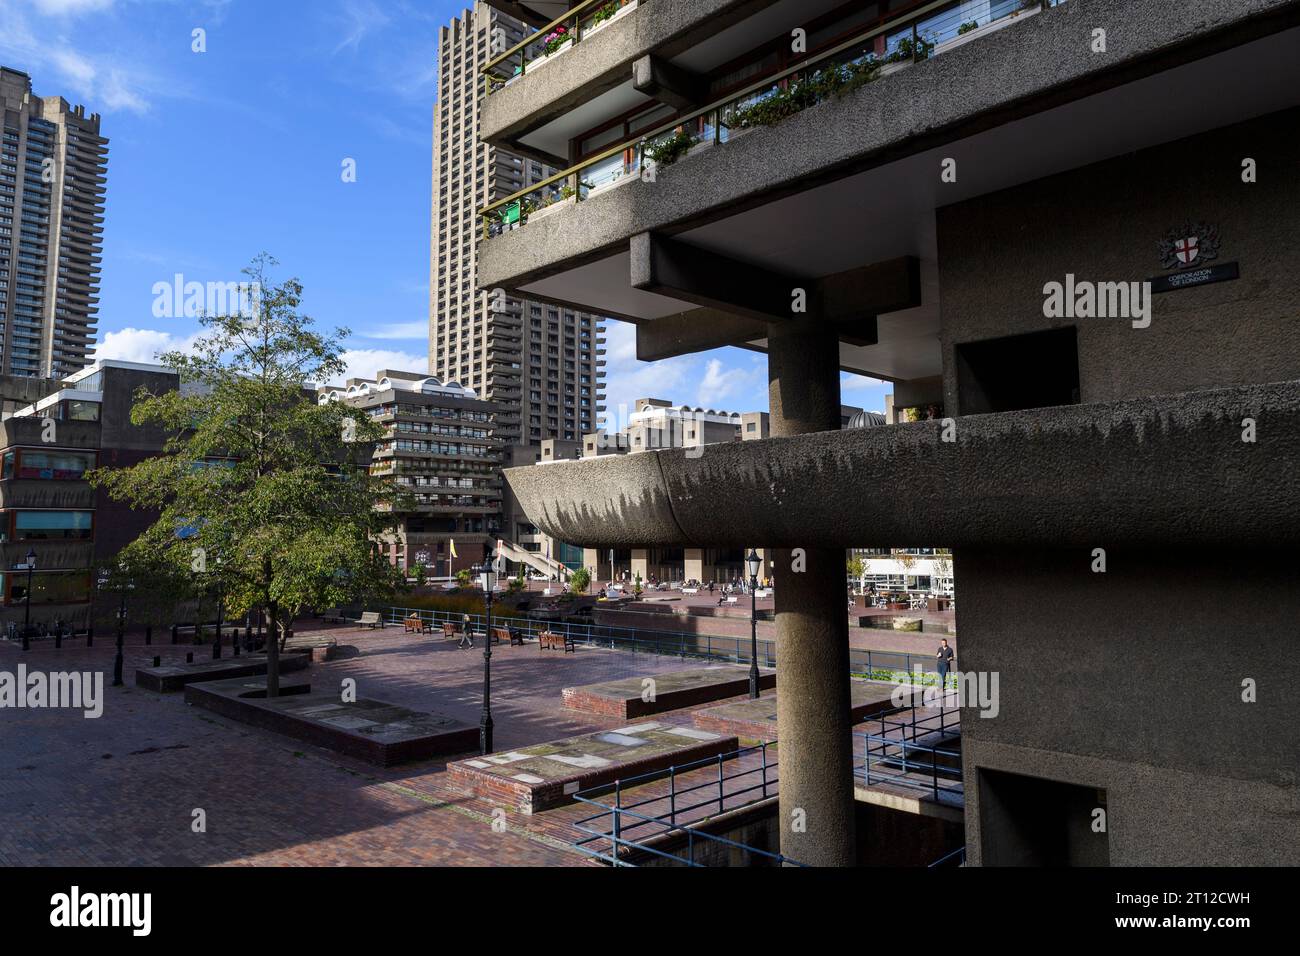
538,630,576,653
442,622,461,641
492,625,524,646
682,587,699,595
354,611,385,629
403,615,431,634
725,596,739,605
320,608,345,623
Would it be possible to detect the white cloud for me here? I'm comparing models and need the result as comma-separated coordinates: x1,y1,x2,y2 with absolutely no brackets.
361,320,428,341
331,347,428,386
696,357,762,409
333,0,391,54
32,0,115,14
92,327,200,363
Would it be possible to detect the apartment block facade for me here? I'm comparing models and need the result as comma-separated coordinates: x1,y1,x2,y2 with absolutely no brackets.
484,0,1300,866
0,67,107,379
318,370,502,576
430,4,606,451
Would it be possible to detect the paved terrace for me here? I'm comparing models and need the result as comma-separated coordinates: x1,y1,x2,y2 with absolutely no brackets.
0,622,935,866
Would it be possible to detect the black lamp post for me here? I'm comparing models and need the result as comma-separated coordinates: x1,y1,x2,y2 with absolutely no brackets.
111,567,130,688
477,551,497,755
746,548,761,699
20,548,36,651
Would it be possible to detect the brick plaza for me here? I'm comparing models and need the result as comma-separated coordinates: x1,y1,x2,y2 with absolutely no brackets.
0,623,799,866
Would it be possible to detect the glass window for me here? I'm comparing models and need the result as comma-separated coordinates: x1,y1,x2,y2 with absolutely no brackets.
15,449,96,480
6,570,90,606
13,510,94,540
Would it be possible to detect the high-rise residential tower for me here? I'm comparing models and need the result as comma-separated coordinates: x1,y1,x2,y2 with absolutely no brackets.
429,4,606,449
0,67,107,379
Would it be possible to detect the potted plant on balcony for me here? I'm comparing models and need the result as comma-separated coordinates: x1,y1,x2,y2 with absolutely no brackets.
644,128,697,168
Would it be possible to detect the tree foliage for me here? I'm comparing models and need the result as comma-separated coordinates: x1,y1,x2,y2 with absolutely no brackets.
90,255,409,691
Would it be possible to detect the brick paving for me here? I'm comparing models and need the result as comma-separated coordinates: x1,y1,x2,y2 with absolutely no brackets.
0,623,740,866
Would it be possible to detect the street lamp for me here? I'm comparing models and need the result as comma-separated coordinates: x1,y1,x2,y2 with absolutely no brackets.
109,566,130,688
20,548,36,651
477,550,497,755
746,549,761,699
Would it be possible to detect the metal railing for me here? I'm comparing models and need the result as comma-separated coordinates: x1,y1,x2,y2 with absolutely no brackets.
383,604,951,682
928,845,967,867
856,706,963,802
480,0,1068,237
569,742,803,866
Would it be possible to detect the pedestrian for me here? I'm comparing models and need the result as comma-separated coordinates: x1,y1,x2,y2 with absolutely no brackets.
935,638,954,701
458,612,474,649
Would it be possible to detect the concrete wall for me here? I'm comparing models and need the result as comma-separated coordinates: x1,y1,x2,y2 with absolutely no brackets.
956,547,1299,865
938,109,1300,411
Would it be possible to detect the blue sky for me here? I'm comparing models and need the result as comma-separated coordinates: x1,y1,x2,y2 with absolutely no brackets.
0,0,889,420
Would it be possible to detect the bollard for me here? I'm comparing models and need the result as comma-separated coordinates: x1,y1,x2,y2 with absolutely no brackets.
212,641,220,660
145,626,152,646
86,627,93,648
185,652,193,664
55,630,62,650
171,624,179,645
232,636,241,657
153,656,161,668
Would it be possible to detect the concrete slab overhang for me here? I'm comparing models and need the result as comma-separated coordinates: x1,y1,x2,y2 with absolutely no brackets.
503,380,1300,550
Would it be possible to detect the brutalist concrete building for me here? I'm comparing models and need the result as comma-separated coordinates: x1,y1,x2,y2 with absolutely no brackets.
0,67,108,379
481,0,1300,865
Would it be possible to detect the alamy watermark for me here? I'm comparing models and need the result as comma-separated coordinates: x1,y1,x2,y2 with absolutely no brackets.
0,665,103,718
151,273,262,319
1043,274,1151,329
891,668,1000,718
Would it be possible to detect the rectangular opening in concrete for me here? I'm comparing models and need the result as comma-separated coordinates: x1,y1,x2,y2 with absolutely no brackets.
955,327,1079,415
977,767,1109,866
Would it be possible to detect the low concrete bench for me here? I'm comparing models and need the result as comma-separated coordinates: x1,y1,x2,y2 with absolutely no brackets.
539,630,575,653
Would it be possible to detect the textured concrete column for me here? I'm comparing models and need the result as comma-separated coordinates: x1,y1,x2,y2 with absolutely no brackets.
768,318,857,866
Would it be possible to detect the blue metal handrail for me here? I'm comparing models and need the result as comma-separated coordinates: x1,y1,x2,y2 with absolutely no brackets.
383,604,946,682
569,742,800,867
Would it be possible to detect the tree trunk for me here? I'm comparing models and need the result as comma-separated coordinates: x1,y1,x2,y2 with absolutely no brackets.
266,600,280,697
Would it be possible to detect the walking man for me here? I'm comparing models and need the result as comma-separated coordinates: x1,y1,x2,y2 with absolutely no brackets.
935,638,955,704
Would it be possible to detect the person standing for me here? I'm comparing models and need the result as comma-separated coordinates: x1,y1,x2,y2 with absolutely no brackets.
935,638,954,702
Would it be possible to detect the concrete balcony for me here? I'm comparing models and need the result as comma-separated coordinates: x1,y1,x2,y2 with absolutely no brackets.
0,479,95,510
483,0,792,166
504,379,1300,550
479,0,1300,384
1,540,94,571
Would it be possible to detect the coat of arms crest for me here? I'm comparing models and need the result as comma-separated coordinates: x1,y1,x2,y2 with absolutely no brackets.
1158,222,1221,270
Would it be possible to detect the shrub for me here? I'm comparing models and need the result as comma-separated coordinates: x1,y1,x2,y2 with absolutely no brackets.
729,57,881,129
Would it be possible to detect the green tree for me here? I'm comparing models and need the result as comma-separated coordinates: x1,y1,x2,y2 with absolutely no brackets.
846,556,865,592
90,254,407,695
455,568,473,590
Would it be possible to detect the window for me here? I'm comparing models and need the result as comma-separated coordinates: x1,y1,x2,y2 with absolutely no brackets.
11,510,93,540
6,570,91,606
4,449,96,480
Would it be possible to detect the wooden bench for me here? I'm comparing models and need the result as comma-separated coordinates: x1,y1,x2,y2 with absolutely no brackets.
442,622,461,641
492,625,524,646
354,611,385,629
320,608,345,623
403,616,431,634
538,630,575,653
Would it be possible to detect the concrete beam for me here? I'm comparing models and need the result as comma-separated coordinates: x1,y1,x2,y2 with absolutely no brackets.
635,309,767,361
503,379,1300,549
632,54,706,112
630,232,806,324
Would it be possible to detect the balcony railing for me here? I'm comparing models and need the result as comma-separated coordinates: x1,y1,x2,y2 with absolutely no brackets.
482,0,639,98
481,0,1066,238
